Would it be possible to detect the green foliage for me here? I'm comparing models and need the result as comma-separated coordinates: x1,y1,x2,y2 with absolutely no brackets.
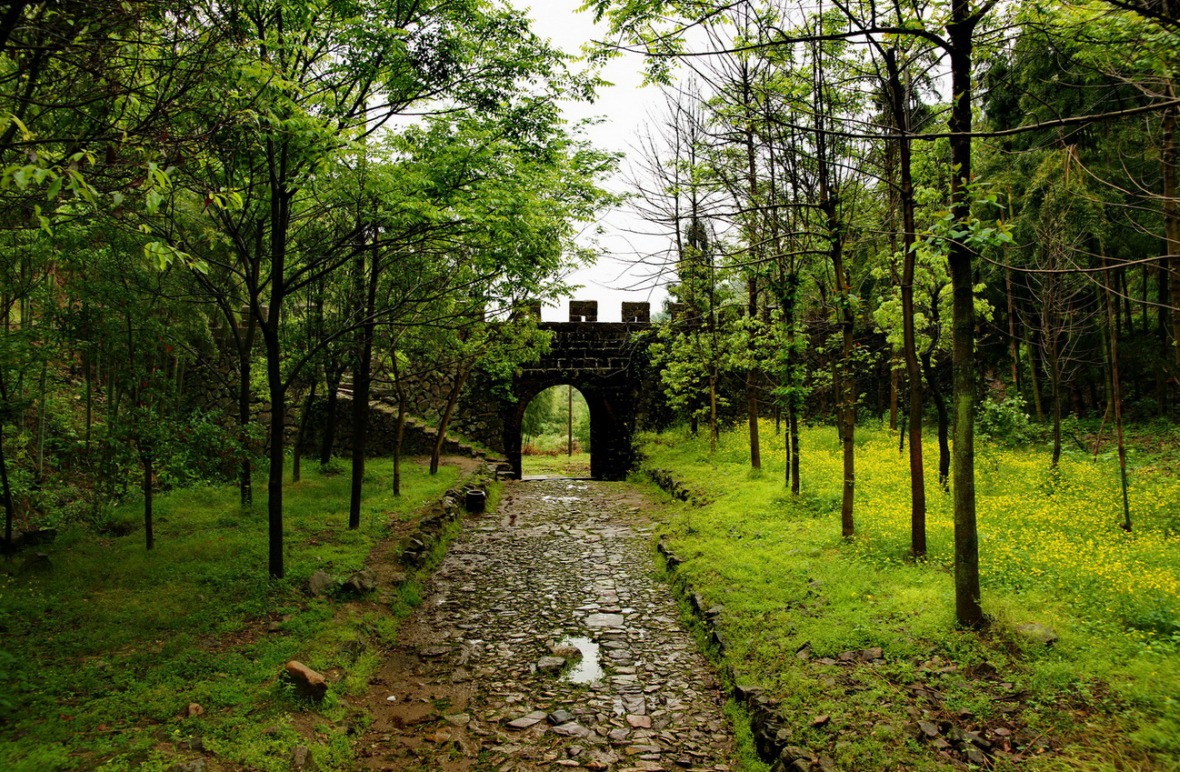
522,386,590,450
976,395,1033,447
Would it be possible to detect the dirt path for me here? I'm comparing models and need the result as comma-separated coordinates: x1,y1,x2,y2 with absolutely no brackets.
353,478,737,772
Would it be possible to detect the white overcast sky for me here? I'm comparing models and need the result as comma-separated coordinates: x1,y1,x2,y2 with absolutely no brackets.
506,0,673,322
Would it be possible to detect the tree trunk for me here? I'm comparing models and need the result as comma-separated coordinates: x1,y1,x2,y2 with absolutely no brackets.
708,371,718,453
0,371,14,552
349,243,379,530
747,279,761,469
238,308,258,507
1049,339,1063,470
391,349,407,496
1104,255,1132,531
1164,103,1179,411
291,379,317,483
1027,334,1046,422
431,369,471,475
947,3,985,628
889,350,899,432
142,445,154,551
789,401,801,495
886,47,926,557
921,351,951,488
320,363,342,465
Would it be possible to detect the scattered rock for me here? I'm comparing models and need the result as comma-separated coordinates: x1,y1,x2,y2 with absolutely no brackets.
536,656,567,673
444,713,471,727
338,639,366,663
861,647,883,662
550,644,583,659
548,709,576,725
585,613,625,628
627,714,652,729
585,749,620,770
917,721,940,739
307,571,336,596
166,760,208,772
342,568,378,594
507,711,547,729
284,660,328,701
185,703,204,718
291,745,317,771
552,721,592,738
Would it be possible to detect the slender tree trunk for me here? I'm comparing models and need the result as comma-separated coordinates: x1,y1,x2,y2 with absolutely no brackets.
886,47,926,557
0,371,14,553
142,445,154,551
34,359,47,486
84,342,93,450
889,351,899,432
708,371,718,453
320,364,342,465
261,183,292,580
431,368,470,475
391,349,407,496
947,4,985,628
789,401,801,495
747,276,761,469
1104,256,1132,531
291,379,317,483
1028,334,1046,422
1164,102,1180,411
349,242,379,530
1049,338,1063,470
1006,267,1022,393
921,351,951,487
238,309,258,507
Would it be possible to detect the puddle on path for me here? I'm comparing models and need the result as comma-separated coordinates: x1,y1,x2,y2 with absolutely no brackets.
558,636,603,684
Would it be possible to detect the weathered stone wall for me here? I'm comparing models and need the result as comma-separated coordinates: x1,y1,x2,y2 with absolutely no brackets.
300,394,485,459
500,313,651,481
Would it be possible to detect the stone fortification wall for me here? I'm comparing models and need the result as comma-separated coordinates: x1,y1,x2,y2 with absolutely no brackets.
299,394,486,459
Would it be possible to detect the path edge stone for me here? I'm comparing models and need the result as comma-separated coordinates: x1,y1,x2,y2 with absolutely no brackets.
650,470,795,770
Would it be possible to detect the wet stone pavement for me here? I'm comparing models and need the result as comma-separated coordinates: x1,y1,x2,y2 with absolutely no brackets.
355,478,736,772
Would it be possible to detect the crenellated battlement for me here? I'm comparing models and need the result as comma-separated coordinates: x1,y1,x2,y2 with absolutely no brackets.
514,300,651,324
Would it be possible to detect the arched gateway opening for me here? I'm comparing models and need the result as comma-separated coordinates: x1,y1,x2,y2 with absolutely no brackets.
520,386,592,477
500,301,649,481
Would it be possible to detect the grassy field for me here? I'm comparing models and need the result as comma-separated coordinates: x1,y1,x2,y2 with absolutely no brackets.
521,450,592,477
0,457,467,772
639,421,1180,771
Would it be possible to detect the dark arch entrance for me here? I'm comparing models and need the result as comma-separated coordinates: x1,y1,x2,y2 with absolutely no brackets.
501,302,649,481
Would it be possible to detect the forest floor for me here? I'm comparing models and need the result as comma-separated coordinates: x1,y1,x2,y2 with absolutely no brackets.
637,421,1180,771
0,456,472,772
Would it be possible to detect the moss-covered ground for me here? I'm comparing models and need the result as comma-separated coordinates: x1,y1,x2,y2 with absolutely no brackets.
0,457,472,772
638,421,1180,772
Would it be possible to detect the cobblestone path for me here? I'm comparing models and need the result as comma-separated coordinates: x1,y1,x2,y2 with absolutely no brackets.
354,478,737,772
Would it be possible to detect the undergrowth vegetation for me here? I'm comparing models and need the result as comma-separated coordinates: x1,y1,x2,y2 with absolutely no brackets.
640,421,1180,771
0,458,464,772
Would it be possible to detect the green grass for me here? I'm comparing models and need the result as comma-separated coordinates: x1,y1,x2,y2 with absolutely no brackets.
640,421,1180,772
0,456,464,772
521,451,591,477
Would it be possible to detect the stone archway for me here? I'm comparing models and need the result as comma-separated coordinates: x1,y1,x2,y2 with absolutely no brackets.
501,302,649,481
